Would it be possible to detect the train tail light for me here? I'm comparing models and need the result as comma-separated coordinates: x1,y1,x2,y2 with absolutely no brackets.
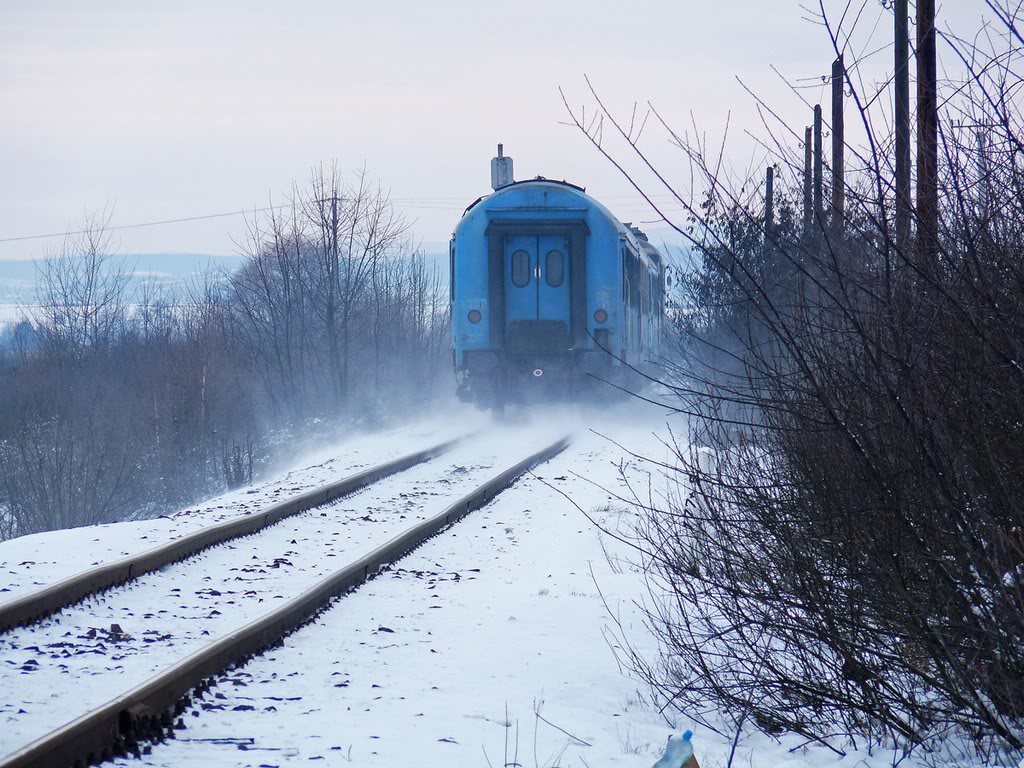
594,308,608,323
468,309,482,323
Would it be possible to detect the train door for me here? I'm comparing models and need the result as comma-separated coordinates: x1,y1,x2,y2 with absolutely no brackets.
504,235,538,330
505,234,571,328
537,235,570,325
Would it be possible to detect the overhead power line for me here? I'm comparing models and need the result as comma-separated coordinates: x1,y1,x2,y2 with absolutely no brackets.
0,205,288,244
0,192,689,245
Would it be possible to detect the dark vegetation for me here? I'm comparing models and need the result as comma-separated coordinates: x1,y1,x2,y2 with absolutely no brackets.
569,2,1024,762
0,167,448,540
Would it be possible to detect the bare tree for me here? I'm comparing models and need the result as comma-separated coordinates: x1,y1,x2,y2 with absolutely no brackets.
36,211,130,356
304,166,409,400
229,199,316,423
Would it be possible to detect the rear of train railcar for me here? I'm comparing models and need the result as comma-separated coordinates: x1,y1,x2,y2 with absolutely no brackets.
450,165,664,406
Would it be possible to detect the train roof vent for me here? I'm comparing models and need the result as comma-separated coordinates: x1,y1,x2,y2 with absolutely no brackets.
491,144,514,191
629,224,650,242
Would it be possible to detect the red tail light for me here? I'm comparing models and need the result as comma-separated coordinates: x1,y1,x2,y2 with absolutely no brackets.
594,309,608,323
467,309,482,323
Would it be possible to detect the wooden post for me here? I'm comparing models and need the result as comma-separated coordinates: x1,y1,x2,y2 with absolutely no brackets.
917,0,938,263
765,165,775,236
803,126,813,235
894,0,911,251
831,55,845,235
814,105,824,235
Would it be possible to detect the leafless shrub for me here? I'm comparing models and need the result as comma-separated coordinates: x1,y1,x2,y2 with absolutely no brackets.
222,437,254,490
565,2,1024,761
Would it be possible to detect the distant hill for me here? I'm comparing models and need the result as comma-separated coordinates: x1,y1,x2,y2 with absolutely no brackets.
0,241,691,310
0,253,246,304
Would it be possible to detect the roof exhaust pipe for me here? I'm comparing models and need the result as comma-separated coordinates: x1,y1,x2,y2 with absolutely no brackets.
491,143,514,191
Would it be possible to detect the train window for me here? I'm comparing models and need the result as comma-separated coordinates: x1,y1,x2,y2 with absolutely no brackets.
545,249,564,287
511,249,530,287
640,265,648,312
623,244,638,306
622,249,629,303
629,254,640,308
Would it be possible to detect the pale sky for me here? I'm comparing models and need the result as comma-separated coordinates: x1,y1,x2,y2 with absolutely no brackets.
0,1,994,260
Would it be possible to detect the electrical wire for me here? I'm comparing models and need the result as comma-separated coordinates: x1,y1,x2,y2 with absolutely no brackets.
0,192,686,244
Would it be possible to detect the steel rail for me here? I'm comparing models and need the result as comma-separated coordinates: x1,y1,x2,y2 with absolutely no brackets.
0,435,569,768
0,436,465,634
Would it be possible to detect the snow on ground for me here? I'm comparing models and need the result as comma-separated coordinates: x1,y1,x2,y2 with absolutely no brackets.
0,408,489,607
119,404,973,768
1,401,973,768
0,424,562,755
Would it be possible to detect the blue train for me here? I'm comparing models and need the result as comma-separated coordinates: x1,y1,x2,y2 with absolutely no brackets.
450,146,665,407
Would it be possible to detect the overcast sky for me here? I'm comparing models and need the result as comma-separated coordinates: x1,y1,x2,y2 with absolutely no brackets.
0,1,993,260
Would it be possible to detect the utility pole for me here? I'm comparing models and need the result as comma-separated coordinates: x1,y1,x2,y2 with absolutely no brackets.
894,0,911,251
814,105,824,236
917,0,939,264
765,165,775,236
803,126,813,235
831,55,845,236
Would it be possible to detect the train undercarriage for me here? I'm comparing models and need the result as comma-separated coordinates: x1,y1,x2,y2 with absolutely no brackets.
455,348,636,409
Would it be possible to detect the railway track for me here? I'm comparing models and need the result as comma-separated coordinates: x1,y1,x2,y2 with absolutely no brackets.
0,436,462,633
0,433,569,768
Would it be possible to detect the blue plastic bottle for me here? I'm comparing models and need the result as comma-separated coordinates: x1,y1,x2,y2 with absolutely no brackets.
652,729,696,768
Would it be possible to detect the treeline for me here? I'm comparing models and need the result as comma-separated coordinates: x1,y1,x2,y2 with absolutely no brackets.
0,167,449,540
568,4,1024,763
